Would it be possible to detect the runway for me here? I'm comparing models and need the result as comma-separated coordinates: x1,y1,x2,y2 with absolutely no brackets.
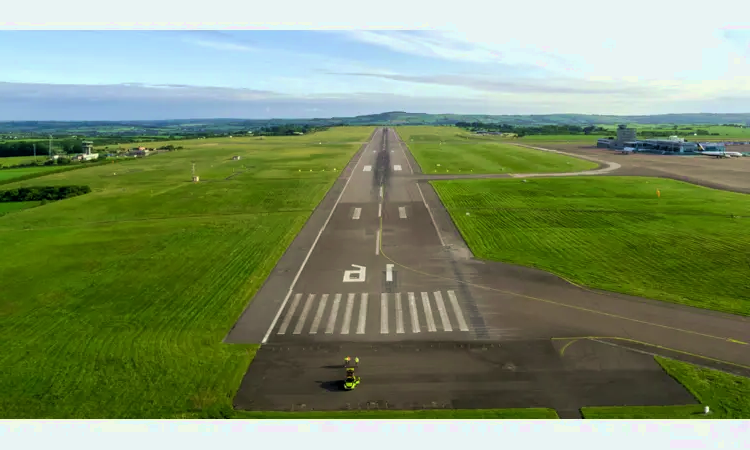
227,127,750,414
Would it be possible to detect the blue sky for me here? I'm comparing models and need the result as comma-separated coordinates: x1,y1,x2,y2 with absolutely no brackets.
1,21,749,120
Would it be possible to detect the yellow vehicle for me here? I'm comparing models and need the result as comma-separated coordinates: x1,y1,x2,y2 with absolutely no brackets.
343,368,361,391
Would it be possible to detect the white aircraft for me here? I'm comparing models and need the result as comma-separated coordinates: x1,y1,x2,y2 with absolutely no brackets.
619,147,635,154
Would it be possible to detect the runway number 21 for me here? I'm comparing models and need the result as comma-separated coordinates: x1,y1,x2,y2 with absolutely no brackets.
343,264,366,282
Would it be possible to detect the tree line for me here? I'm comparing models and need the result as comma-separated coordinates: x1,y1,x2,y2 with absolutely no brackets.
0,185,91,203
0,140,87,158
454,122,609,136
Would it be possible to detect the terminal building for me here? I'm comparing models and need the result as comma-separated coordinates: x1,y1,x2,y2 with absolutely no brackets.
597,125,703,154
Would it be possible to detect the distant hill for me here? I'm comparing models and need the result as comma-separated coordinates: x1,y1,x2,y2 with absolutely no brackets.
1,112,748,136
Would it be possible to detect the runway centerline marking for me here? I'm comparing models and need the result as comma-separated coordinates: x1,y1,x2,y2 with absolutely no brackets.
341,293,355,334
352,208,361,220
293,294,315,335
277,293,302,335
421,292,437,332
394,165,402,171
261,128,374,344
309,294,328,334
408,292,420,333
356,293,368,334
386,264,394,282
363,165,372,172
399,206,407,219
324,293,341,334
375,229,381,256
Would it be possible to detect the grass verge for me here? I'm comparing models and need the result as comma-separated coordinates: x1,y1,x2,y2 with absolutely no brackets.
174,408,560,419
395,126,597,174
431,176,750,315
582,357,750,418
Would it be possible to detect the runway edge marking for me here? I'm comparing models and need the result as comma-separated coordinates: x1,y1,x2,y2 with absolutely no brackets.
261,129,375,344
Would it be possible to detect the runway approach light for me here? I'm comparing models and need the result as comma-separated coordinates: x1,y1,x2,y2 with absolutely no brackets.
523,180,528,183
466,212,470,216
705,406,710,415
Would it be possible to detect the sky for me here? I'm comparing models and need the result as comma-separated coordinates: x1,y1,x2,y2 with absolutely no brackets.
1,6,750,120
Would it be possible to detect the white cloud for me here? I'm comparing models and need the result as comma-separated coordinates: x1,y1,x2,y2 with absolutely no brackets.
181,37,256,52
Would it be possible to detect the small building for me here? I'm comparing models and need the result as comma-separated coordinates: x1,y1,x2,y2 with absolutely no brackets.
597,138,614,148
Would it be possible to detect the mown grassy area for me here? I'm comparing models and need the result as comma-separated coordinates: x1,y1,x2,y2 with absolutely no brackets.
175,408,559,419
0,156,45,167
431,176,750,315
582,357,750,419
0,201,41,217
0,165,68,182
395,126,598,174
0,126,374,418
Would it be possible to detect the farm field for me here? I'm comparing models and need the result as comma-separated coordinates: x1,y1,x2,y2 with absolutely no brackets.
0,126,374,418
582,357,750,419
431,176,750,315
395,126,598,174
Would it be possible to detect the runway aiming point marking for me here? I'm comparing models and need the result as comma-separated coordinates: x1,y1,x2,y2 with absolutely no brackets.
343,264,366,282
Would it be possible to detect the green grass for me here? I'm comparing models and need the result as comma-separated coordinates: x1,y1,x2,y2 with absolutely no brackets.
0,165,68,182
174,408,559,419
0,156,46,167
395,126,598,174
582,357,750,418
0,201,41,216
431,176,750,315
0,126,375,418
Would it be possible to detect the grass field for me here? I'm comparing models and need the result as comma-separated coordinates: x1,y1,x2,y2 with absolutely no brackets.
0,126,374,418
431,176,750,315
395,127,598,174
0,156,46,167
582,357,750,418
0,165,68,182
0,201,41,217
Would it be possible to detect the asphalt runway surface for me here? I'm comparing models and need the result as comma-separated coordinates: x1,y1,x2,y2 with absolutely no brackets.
228,128,750,415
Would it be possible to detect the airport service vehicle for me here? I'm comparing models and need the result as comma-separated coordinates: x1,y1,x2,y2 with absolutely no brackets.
344,368,361,391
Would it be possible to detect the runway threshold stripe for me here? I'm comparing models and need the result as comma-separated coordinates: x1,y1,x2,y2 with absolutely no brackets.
395,293,404,334
277,293,302,335
381,293,388,334
448,290,469,331
357,293,368,334
309,294,328,334
433,291,453,332
341,293,355,334
293,294,315,335
408,292,420,333
325,294,341,334
399,207,407,219
421,292,437,332
352,208,361,220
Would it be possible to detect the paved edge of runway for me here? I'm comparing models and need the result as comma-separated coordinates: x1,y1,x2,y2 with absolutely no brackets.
223,129,378,344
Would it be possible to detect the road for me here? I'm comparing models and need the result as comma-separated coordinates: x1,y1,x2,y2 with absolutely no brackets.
227,127,750,415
